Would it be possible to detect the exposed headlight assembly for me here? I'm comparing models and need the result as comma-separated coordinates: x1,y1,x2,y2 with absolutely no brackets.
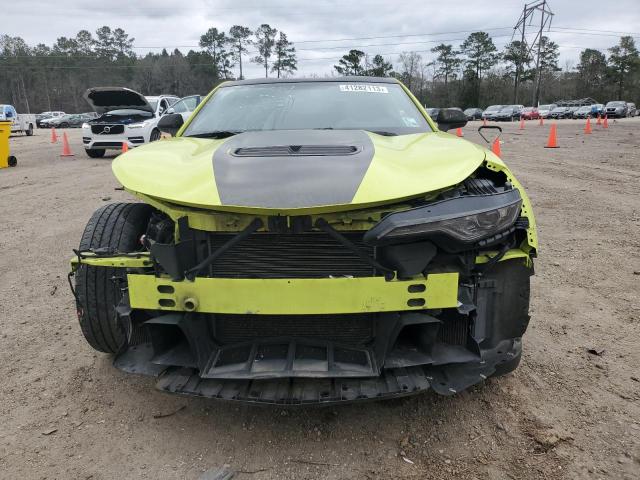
364,189,522,251
81,123,89,129
127,121,148,129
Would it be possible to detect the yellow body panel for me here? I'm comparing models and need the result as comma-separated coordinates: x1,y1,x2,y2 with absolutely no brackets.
112,133,485,215
127,273,460,315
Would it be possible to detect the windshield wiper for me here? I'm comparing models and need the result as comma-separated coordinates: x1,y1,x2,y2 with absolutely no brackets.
186,130,243,139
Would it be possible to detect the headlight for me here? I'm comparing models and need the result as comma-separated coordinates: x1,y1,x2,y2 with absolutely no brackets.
127,121,148,129
82,123,89,129
363,189,522,250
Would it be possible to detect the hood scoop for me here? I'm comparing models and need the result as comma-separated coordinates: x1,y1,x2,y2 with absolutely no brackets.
232,145,360,157
213,129,375,209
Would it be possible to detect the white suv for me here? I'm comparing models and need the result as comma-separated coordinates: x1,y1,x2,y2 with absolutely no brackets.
82,87,179,158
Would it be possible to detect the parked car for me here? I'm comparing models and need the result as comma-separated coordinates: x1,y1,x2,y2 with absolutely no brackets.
425,107,440,118
548,106,570,119
604,101,628,118
591,104,605,117
573,106,593,119
44,113,95,128
463,108,483,120
626,102,636,117
481,105,503,120
566,106,581,118
537,104,557,118
69,76,538,404
494,105,522,121
520,107,539,120
81,88,179,158
0,104,36,135
167,95,203,122
36,111,65,127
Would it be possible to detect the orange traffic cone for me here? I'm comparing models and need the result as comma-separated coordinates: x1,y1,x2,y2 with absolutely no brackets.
491,137,501,157
538,116,544,126
121,142,129,153
544,124,559,148
603,115,609,129
584,117,592,134
51,128,58,143
519,117,525,130
455,127,463,137
60,132,74,156
596,114,602,125
483,118,487,126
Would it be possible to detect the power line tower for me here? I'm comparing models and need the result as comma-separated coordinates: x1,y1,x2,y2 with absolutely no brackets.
511,0,554,105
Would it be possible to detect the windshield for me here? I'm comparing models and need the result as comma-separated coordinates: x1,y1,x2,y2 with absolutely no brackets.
552,107,565,112
499,107,514,112
606,101,625,107
463,108,475,114
578,106,591,112
184,82,432,137
146,99,159,111
539,104,554,110
485,105,501,112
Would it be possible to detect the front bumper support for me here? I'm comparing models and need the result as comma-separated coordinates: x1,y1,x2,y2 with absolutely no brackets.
127,273,460,315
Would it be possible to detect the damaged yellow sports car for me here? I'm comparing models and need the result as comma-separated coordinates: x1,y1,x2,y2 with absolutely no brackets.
70,77,537,404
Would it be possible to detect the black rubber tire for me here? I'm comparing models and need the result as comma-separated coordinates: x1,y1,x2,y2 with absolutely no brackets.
25,124,34,136
149,129,161,142
75,203,153,353
85,148,106,158
8,156,17,167
60,122,69,128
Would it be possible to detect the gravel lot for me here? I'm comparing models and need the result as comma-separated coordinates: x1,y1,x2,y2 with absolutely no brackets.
1,119,639,479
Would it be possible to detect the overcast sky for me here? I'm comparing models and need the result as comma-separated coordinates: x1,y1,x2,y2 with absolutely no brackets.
4,0,639,79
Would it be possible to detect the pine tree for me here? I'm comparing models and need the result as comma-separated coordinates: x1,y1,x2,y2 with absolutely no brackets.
271,32,297,78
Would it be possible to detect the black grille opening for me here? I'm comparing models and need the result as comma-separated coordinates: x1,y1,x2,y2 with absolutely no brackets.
202,232,378,279
214,313,375,346
91,124,125,134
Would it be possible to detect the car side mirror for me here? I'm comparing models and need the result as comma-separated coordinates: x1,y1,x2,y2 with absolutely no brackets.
436,108,467,132
166,107,175,115
158,113,184,137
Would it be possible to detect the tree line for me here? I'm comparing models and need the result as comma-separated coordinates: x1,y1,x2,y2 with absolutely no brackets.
0,24,297,113
1,25,638,113
334,33,640,109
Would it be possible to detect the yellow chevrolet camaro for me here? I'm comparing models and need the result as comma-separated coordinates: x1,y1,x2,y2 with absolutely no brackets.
70,77,538,404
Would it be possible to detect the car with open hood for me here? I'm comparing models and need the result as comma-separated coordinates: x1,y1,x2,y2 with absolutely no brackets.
81,87,178,158
69,77,538,405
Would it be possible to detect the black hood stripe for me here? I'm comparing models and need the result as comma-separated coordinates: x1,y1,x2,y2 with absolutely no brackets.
213,130,374,209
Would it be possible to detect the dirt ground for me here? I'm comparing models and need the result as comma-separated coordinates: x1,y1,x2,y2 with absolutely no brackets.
1,118,639,480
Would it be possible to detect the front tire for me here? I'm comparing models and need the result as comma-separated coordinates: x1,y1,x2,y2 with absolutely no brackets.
74,203,153,353
149,129,161,142
60,122,69,128
85,148,106,158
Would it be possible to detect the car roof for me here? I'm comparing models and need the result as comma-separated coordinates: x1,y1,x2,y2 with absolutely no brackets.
220,76,400,88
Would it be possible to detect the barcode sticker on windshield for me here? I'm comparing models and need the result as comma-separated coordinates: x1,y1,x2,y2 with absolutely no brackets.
339,84,389,93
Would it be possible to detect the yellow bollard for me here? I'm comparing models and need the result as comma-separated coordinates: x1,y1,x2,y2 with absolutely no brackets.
0,121,17,168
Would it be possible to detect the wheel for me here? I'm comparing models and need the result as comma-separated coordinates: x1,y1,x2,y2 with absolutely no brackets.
85,148,106,158
8,156,17,167
149,129,161,142
74,203,153,353
60,122,69,128
25,124,33,136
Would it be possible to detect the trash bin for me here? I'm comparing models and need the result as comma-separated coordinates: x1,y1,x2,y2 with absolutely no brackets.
0,120,17,168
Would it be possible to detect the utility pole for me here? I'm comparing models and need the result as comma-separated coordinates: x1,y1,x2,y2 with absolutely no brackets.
511,0,554,105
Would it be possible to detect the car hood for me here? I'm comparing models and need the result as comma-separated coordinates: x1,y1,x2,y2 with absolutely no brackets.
83,87,154,115
112,129,487,214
